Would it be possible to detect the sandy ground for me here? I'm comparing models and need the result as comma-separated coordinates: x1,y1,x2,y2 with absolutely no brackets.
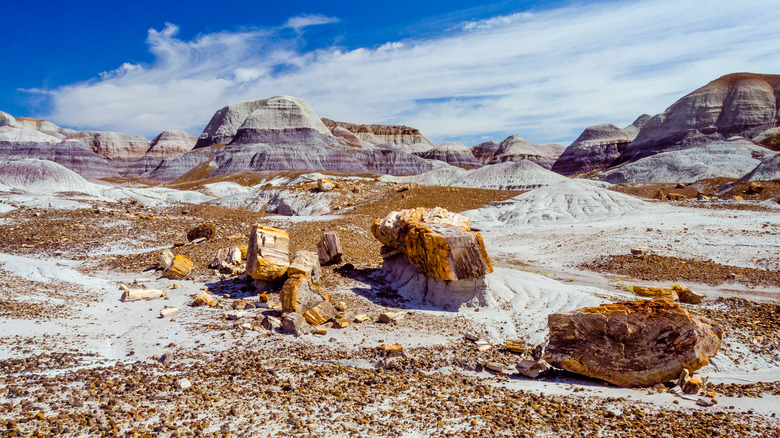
1,179,779,436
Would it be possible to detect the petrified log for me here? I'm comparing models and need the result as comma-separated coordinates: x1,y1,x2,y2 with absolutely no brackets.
280,275,330,314
162,255,193,279
632,286,678,301
317,178,336,192
371,207,492,281
316,231,342,264
187,223,216,241
160,307,179,318
302,300,338,326
673,285,704,304
544,299,722,388
121,289,168,302
246,225,290,281
288,250,322,282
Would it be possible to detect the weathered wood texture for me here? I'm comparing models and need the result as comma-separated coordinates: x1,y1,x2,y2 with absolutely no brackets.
246,225,290,281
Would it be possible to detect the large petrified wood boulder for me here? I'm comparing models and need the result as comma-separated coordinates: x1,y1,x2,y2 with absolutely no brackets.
371,207,492,281
544,299,722,388
162,255,194,279
280,275,330,315
246,225,290,282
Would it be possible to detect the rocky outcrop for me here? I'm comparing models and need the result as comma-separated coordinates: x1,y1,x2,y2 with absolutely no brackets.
551,124,633,176
381,160,566,190
321,118,435,149
544,299,722,388
14,117,64,138
752,127,780,151
739,154,780,181
621,73,780,164
71,131,151,165
372,207,492,281
0,158,102,194
145,97,438,180
146,129,197,158
601,139,777,183
472,135,564,169
329,125,373,148
623,114,652,140
0,111,19,128
415,142,481,168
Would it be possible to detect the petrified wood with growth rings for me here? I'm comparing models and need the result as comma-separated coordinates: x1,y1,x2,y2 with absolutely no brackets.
544,299,722,388
246,225,290,281
371,207,492,281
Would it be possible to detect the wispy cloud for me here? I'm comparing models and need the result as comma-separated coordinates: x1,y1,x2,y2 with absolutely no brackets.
32,0,780,145
284,14,340,31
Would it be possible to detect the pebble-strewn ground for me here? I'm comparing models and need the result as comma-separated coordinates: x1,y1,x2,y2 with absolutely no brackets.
1,180,779,437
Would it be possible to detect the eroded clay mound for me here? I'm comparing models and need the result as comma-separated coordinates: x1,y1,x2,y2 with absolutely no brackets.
601,139,777,183
0,158,103,194
464,179,647,226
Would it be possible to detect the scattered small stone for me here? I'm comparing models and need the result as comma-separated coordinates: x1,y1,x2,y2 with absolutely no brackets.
177,378,192,390
160,307,179,319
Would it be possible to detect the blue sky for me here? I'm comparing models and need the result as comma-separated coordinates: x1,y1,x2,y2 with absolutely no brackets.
4,0,780,145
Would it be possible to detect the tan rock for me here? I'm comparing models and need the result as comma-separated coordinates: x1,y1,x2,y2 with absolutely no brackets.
261,315,282,331
237,244,248,260
378,310,405,323
302,300,338,326
121,289,167,302
187,223,216,241
353,314,369,323
630,247,649,255
505,339,526,354
316,231,342,264
632,285,678,301
162,255,193,279
667,193,685,201
673,285,704,304
160,307,179,319
332,319,350,328
380,343,404,358
544,299,722,387
317,178,336,192
288,250,322,282
516,359,548,378
734,195,744,201
371,207,492,281
683,374,703,395
282,313,308,336
246,225,290,282
159,249,174,270
192,291,217,307
280,275,330,314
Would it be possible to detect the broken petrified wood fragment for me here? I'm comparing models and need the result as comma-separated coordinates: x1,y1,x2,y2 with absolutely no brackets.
316,231,342,264
631,285,678,301
280,275,330,314
121,289,168,302
288,250,322,282
187,223,216,242
159,249,175,270
544,299,722,388
162,255,194,280
282,313,309,336
192,291,217,307
371,207,492,281
302,300,338,326
246,225,290,282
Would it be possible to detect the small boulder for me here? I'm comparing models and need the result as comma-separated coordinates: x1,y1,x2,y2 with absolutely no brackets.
192,291,217,307
162,255,194,280
316,231,343,264
317,178,336,192
516,359,548,378
280,275,330,314
544,299,722,387
288,250,322,282
282,313,309,336
673,285,704,304
302,300,338,326
261,315,282,331
631,285,678,301
159,249,175,270
187,223,216,241
505,339,526,354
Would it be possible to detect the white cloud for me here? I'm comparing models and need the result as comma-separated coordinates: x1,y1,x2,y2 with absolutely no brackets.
284,14,340,31
37,0,780,145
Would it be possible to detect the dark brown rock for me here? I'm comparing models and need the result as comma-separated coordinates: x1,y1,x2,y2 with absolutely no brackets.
544,299,722,387
187,223,216,242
